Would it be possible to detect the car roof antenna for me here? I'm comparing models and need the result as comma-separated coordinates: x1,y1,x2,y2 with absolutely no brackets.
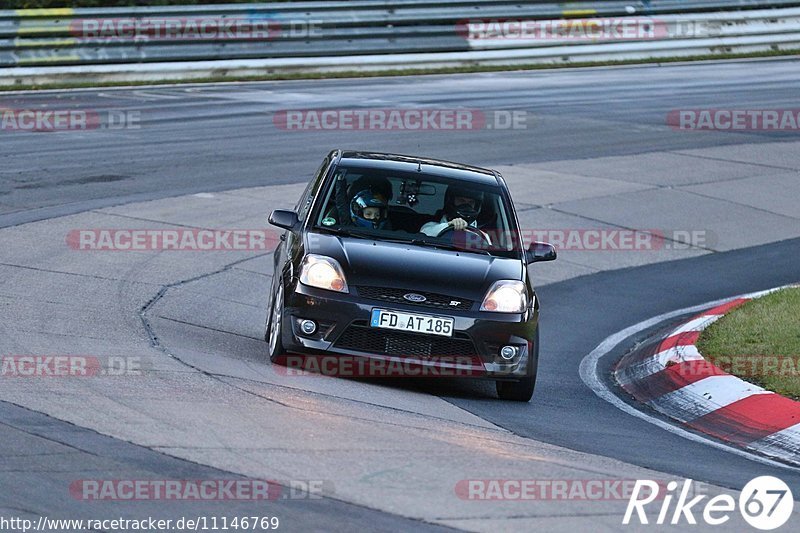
416,160,422,172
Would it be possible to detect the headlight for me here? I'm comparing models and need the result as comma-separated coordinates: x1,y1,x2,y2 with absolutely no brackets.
480,280,527,313
299,254,348,293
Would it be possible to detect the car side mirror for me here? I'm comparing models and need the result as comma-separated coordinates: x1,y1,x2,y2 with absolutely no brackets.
526,241,557,264
269,209,300,231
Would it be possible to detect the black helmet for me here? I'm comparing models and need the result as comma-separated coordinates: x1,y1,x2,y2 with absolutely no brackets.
444,185,483,224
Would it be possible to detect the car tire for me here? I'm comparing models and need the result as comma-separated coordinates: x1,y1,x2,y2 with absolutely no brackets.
496,375,535,402
496,327,538,402
266,280,285,364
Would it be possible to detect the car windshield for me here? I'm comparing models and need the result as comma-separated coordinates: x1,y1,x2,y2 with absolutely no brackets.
312,165,522,258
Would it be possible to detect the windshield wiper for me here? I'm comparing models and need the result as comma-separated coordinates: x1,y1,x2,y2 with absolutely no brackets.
315,226,373,239
407,237,491,255
317,227,492,255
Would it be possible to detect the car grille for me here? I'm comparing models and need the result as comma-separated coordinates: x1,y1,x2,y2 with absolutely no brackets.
355,286,474,311
334,324,477,357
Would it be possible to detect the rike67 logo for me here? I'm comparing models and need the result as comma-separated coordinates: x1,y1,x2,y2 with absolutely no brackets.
624,477,793,530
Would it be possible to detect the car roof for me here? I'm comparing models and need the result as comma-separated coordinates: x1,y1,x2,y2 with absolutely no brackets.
337,150,501,186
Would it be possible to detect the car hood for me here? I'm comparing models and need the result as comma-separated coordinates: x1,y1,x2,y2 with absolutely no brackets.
307,232,522,298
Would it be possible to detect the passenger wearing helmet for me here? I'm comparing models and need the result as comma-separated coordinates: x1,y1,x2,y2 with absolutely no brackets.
349,189,389,229
420,185,485,238
328,172,392,230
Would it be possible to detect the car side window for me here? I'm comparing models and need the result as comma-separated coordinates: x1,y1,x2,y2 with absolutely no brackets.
296,156,330,221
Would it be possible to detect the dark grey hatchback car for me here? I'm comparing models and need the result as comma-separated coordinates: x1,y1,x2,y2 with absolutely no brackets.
266,150,555,401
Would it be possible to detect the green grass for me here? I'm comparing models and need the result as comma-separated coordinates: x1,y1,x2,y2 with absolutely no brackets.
2,48,799,92
697,287,800,399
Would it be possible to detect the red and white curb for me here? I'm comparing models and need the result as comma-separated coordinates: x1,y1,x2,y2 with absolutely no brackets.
615,288,800,466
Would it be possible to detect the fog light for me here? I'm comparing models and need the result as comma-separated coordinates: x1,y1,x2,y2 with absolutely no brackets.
300,319,317,335
500,345,518,360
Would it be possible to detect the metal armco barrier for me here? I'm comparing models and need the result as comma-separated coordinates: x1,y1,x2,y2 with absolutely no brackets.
1,1,799,84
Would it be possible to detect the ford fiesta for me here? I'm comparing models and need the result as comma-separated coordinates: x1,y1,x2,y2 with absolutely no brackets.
266,150,556,401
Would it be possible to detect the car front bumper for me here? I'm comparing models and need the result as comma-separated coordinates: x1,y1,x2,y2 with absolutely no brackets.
277,280,539,380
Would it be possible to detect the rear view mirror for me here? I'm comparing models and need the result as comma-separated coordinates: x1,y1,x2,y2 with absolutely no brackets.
526,241,557,264
269,209,299,231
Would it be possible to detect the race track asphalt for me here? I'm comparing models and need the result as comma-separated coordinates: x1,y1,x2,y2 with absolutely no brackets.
2,58,799,530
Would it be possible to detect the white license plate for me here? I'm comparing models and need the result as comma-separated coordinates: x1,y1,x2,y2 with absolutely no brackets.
370,309,454,337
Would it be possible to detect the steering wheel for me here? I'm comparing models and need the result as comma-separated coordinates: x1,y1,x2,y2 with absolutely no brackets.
436,224,492,245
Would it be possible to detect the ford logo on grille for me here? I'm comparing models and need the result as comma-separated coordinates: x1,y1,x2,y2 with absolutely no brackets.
403,293,427,303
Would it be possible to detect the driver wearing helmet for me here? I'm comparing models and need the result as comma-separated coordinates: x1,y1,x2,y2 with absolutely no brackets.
420,185,486,240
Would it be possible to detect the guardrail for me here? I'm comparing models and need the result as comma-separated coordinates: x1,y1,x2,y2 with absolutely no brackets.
1,1,799,85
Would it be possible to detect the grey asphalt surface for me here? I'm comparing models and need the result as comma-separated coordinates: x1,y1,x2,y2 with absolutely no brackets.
0,401,451,532
2,58,800,530
449,237,800,486
2,58,798,228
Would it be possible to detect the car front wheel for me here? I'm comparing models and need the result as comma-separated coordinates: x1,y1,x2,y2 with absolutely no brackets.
266,281,285,363
496,375,535,402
